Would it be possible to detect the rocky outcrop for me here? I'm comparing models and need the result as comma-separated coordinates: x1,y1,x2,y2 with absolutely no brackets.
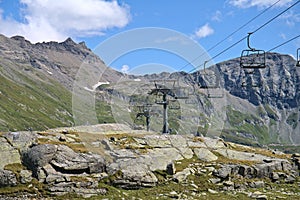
0,126,299,198
21,143,106,197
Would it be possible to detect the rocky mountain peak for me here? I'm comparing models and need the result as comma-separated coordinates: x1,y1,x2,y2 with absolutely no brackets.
63,37,76,46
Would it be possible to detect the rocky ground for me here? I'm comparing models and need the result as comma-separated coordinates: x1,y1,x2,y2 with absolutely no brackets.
0,124,299,199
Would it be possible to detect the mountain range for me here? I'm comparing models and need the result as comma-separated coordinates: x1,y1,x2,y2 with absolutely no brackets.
0,34,299,153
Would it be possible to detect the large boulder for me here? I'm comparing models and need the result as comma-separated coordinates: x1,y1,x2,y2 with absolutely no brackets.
22,144,57,176
50,145,105,174
22,144,106,180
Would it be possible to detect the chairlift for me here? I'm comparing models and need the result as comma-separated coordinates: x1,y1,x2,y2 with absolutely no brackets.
297,48,300,67
240,33,266,69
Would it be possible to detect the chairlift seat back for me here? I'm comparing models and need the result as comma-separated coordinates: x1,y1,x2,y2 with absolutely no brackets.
240,49,266,69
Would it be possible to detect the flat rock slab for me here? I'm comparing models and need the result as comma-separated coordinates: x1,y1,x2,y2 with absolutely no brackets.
0,137,21,169
215,148,270,162
194,148,218,162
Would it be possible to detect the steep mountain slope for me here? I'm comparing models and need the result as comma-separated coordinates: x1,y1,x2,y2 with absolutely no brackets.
0,34,123,131
212,53,300,148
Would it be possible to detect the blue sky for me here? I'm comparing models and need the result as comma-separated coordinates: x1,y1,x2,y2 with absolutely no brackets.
0,0,299,74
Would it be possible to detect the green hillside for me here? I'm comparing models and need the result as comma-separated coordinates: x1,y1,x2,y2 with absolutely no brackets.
0,65,73,131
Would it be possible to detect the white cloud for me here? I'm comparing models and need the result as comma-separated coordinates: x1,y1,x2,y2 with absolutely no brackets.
121,65,129,73
155,36,190,45
280,11,300,27
279,33,287,40
212,10,222,22
0,0,130,43
195,23,214,39
228,0,294,8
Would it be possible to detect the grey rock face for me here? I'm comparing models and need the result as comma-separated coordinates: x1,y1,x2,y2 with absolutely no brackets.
214,52,300,144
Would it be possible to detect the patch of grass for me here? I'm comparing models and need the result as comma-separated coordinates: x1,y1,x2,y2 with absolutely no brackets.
0,185,32,195
193,137,204,143
4,163,25,182
225,106,271,144
4,163,25,173
100,170,123,185
257,106,267,117
95,101,115,124
36,138,88,153
220,130,261,147
153,170,170,183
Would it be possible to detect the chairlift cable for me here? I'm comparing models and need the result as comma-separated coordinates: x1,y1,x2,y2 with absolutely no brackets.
178,0,284,72
187,0,300,74
252,0,300,34
267,34,300,52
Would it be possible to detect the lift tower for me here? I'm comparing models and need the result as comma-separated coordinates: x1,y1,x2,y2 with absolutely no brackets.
148,80,188,134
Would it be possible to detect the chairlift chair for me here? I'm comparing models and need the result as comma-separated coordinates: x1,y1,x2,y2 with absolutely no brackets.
297,48,300,67
240,33,266,69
